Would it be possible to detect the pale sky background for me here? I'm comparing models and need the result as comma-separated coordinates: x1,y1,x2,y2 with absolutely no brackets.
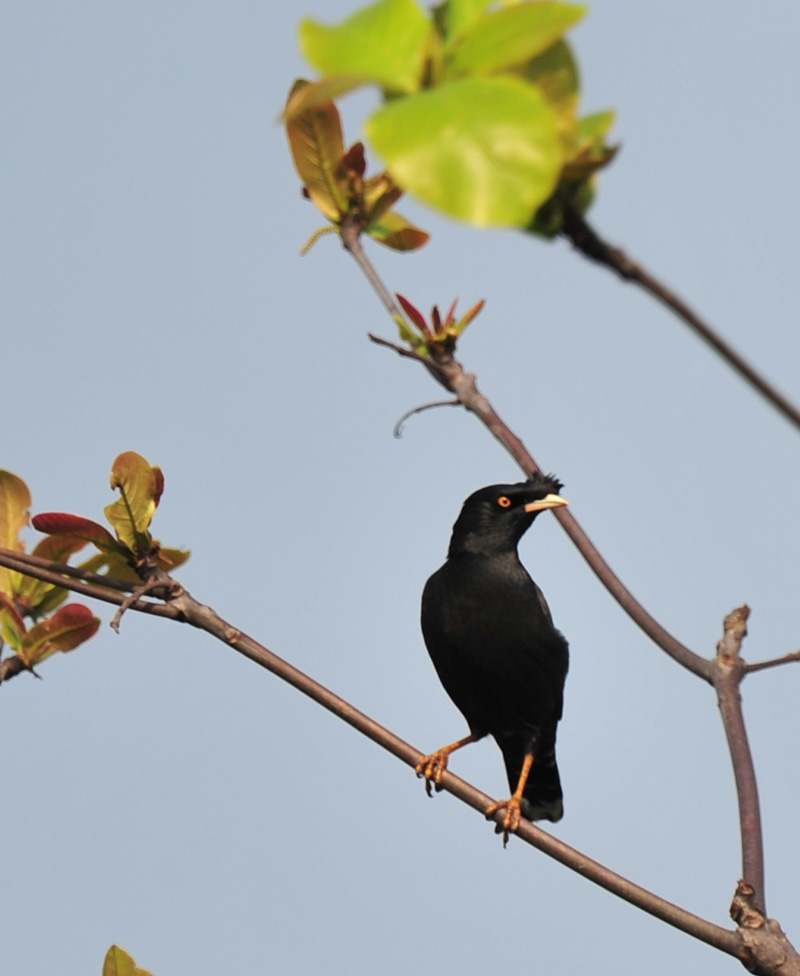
3,2,800,974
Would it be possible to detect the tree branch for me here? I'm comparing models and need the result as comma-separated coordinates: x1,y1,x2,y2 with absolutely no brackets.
713,606,765,913
559,203,800,433
0,548,742,961
745,649,800,675
0,548,181,637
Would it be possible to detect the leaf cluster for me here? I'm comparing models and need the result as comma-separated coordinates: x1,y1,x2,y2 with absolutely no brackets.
32,451,189,583
0,453,189,672
288,0,616,228
395,293,486,354
0,470,100,668
286,82,430,252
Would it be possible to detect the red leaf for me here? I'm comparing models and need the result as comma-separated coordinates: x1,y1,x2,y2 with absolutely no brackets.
396,294,430,336
342,141,366,177
32,513,120,551
22,602,101,665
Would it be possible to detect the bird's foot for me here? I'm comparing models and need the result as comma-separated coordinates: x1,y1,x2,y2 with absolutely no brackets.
485,796,524,847
415,751,450,797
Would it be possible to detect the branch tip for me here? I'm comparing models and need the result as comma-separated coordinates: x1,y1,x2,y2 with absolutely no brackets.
393,399,460,438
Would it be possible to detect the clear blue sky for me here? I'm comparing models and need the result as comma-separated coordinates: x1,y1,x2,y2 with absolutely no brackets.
3,2,799,974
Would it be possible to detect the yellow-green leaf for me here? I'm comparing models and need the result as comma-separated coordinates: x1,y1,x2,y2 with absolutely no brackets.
300,0,431,94
17,534,89,618
285,81,348,221
103,945,157,976
0,470,31,597
367,210,430,250
0,601,26,653
444,2,585,79
155,545,191,572
104,452,163,554
79,550,142,584
438,0,493,44
367,77,560,226
517,39,580,145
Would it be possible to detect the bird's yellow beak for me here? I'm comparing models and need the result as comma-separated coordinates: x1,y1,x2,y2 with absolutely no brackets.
524,493,569,513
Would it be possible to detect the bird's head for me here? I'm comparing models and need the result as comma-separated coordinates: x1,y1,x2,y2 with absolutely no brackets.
447,473,568,557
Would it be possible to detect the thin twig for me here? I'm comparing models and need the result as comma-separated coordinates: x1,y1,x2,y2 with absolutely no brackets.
745,649,800,674
341,218,403,321
1,547,136,593
713,606,765,913
368,332,428,364
393,399,460,438
560,203,800,433
110,575,179,632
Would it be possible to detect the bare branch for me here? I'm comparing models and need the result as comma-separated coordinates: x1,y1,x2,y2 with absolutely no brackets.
368,332,428,364
0,655,32,684
713,607,766,913
393,399,460,438
0,548,742,960
0,548,181,625
2,547,136,593
341,218,403,321
559,203,800,434
745,649,800,675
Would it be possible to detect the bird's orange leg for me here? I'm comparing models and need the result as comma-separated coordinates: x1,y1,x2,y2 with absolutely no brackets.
485,749,535,846
416,733,480,796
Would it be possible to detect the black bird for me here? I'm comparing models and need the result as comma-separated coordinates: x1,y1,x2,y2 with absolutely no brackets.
418,473,569,841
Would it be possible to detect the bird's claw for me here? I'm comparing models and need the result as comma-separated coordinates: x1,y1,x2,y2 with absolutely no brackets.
485,797,523,847
415,752,449,796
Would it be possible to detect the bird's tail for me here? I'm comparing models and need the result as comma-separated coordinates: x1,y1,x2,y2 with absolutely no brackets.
497,733,563,823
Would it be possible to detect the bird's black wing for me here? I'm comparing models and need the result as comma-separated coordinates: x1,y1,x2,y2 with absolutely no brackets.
421,553,568,741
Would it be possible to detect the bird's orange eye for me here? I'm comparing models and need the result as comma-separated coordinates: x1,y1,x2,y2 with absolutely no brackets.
497,496,512,508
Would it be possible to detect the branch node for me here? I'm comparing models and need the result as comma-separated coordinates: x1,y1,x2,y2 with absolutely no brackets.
716,605,750,663
110,576,176,633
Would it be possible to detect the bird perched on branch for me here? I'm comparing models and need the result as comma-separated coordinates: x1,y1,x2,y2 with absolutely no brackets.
418,473,569,842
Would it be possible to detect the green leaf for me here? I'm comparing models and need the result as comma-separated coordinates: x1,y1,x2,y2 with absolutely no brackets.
300,0,431,94
104,452,163,554
285,81,348,221
444,1,585,79
0,470,31,598
367,77,561,226
367,210,430,250
437,0,493,44
517,39,580,143
578,109,616,143
0,600,26,653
